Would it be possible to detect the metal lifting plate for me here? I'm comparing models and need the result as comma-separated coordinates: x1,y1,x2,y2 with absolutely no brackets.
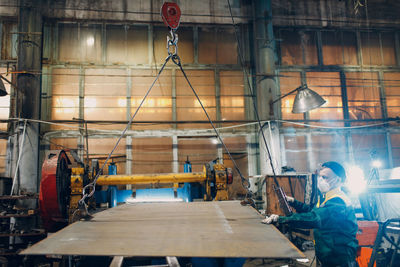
161,2,181,30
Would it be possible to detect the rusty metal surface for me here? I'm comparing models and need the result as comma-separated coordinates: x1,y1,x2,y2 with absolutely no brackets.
21,201,303,258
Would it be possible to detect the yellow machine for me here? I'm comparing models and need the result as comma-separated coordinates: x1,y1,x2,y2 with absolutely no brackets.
40,150,233,231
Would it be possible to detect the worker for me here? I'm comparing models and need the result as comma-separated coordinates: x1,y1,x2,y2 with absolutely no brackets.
262,161,359,267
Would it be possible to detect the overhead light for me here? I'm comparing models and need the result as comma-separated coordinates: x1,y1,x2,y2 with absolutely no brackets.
0,77,8,96
270,84,326,114
372,160,382,168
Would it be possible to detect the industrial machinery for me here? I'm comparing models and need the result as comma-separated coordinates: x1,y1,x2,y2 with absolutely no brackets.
39,150,233,232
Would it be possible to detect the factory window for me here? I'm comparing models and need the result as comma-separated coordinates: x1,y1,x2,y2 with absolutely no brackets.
178,138,218,173
310,134,347,168
351,134,389,171
58,23,102,63
0,68,11,131
106,25,148,64
0,139,6,175
220,71,245,121
89,138,126,174
361,31,397,66
278,72,304,121
58,24,80,62
154,26,194,64
131,69,172,130
306,72,343,124
279,29,318,66
176,70,216,129
198,27,237,64
345,72,382,121
383,72,400,118
390,134,400,167
283,135,308,172
51,68,80,127
321,31,357,65
84,69,127,129
132,137,173,174
1,22,17,60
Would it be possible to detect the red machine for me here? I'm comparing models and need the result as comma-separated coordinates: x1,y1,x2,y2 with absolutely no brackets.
39,150,71,232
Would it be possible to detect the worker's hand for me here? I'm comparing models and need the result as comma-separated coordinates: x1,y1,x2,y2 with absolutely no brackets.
261,214,279,224
286,196,294,203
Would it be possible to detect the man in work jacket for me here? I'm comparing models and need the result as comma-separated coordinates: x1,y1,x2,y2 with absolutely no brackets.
262,161,359,267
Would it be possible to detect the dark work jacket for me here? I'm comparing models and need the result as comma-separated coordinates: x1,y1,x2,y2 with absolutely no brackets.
278,188,359,266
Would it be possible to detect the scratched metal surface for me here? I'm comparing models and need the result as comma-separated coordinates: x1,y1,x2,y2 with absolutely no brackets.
21,201,303,258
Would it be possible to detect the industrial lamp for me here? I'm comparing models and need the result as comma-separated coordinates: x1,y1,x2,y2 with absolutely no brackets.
270,84,326,113
0,76,8,96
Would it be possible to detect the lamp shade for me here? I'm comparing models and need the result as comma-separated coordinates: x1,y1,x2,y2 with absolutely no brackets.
292,85,326,113
0,79,7,96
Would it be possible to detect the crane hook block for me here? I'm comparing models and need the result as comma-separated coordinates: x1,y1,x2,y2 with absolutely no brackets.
161,2,181,30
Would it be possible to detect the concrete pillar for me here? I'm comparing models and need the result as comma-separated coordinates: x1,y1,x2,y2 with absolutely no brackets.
13,0,42,194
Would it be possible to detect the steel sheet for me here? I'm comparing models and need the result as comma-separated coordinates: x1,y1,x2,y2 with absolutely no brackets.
21,201,303,258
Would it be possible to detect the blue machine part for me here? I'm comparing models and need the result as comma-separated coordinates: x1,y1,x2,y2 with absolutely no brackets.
95,161,200,206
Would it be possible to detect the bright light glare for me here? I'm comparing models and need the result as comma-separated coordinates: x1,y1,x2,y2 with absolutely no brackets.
345,166,366,195
126,197,183,204
86,36,94,46
372,160,382,168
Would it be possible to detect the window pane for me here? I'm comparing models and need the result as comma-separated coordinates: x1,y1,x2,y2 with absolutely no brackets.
279,29,302,65
322,31,343,65
0,68,11,131
59,24,79,61
302,31,318,65
384,72,400,118
80,24,102,63
51,69,80,127
84,69,127,127
342,32,358,65
346,72,381,120
176,70,216,129
131,69,172,129
199,27,216,64
217,28,237,64
1,22,17,60
220,71,244,121
0,139,7,175
307,72,343,123
391,134,400,167
310,134,347,168
178,138,217,172
132,138,172,174
106,25,148,64
361,32,382,66
352,134,388,171
283,135,307,172
279,72,303,120
381,32,397,66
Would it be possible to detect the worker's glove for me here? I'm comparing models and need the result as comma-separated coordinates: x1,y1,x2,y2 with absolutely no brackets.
261,214,279,224
286,196,294,203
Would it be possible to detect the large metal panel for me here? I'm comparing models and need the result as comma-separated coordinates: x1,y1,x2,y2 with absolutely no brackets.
21,201,303,258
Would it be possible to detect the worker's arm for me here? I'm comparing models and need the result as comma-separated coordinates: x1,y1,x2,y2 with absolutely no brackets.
289,199,313,213
278,198,343,229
